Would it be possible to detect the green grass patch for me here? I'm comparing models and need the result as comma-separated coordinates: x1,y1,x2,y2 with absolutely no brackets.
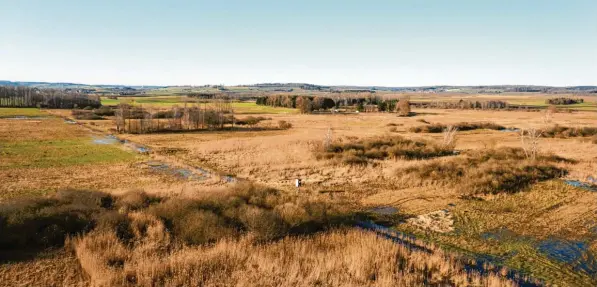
231,102,298,114
101,97,298,114
0,139,136,169
0,108,46,118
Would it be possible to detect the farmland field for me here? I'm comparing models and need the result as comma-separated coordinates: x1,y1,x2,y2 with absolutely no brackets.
101,96,298,114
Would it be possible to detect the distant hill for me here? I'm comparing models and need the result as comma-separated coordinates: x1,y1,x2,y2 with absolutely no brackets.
1,80,596,94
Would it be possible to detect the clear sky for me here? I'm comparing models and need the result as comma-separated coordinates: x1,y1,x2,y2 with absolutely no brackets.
1,0,596,86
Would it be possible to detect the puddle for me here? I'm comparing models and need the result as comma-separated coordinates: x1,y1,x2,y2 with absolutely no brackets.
368,206,399,215
357,221,541,286
91,134,150,154
481,227,524,242
538,238,597,275
142,161,238,183
92,135,120,145
144,161,209,181
64,119,77,124
5,116,49,120
564,180,597,192
482,228,597,276
499,128,521,132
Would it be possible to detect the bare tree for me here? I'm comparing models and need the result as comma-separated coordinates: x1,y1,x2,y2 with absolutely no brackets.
519,128,542,160
442,125,458,149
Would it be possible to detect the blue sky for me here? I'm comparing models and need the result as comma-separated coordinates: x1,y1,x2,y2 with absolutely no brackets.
1,0,595,86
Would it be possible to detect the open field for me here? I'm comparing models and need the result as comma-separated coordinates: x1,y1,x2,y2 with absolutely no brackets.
0,107,46,118
100,96,298,114
1,98,596,286
408,93,597,111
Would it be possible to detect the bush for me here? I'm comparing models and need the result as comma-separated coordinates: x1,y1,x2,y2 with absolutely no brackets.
93,106,115,116
235,116,268,126
410,122,506,133
317,135,453,165
400,147,567,195
72,109,104,120
118,190,151,211
0,190,114,250
545,97,583,105
541,125,597,138
176,210,239,244
278,120,292,129
396,99,411,116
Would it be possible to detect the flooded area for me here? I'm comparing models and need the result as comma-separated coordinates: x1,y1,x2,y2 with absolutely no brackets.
368,206,399,215
143,160,210,181
564,180,597,192
499,128,521,132
482,227,597,277
142,160,237,183
90,135,150,154
5,116,49,120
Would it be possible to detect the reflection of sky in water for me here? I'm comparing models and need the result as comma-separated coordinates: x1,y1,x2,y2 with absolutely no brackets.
482,227,597,276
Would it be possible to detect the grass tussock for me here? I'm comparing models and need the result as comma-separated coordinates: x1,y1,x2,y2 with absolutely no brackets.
400,147,568,196
410,122,506,133
71,109,104,120
0,184,348,254
541,125,597,138
72,228,517,286
317,135,454,165
0,189,113,250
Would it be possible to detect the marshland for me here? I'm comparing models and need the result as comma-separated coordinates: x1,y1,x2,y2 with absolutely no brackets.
1,85,596,286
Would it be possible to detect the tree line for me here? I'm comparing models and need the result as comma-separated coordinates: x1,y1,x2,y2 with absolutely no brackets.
545,97,584,105
114,98,233,134
0,86,101,109
256,95,411,115
411,100,510,110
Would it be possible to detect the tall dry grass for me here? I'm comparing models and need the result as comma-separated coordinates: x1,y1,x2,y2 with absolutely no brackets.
317,135,454,165
72,227,518,287
399,147,568,196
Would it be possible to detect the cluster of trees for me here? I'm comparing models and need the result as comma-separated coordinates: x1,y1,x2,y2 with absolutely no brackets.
115,99,233,134
0,86,101,109
256,95,412,115
256,95,335,113
545,97,584,105
411,100,509,110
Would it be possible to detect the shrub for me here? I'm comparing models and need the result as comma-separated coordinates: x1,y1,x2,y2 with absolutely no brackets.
396,99,411,116
400,147,567,195
317,135,453,165
72,109,104,120
0,190,113,250
93,106,115,116
235,116,268,126
545,97,583,105
278,120,292,129
176,210,239,244
410,122,506,133
239,206,288,241
541,125,597,138
118,190,151,211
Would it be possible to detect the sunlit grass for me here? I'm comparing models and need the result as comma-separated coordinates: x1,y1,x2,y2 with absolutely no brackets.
101,96,298,114
0,108,46,118
0,139,136,169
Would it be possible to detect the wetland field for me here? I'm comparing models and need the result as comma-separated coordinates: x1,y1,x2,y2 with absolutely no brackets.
1,93,596,286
